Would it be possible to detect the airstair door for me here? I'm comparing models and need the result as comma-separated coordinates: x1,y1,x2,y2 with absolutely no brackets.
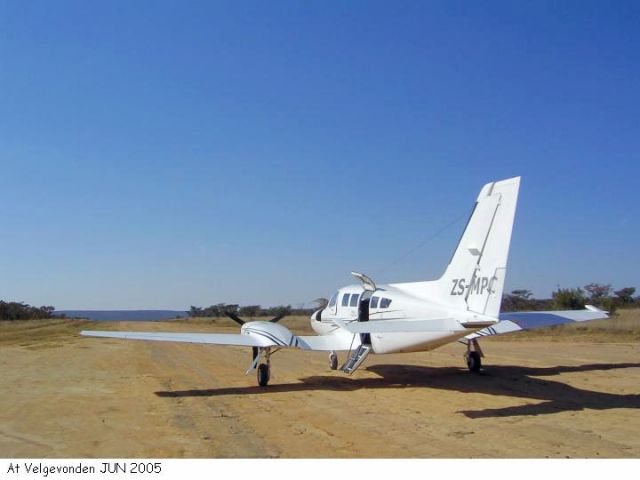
358,290,372,345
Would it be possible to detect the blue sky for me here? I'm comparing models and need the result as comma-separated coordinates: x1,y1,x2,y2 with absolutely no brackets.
1,1,638,309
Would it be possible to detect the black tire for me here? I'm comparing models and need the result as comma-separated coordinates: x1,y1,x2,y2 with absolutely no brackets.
257,363,270,386
329,353,338,370
467,351,482,372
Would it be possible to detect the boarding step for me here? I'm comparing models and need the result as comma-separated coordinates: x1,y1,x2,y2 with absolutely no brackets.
342,344,371,374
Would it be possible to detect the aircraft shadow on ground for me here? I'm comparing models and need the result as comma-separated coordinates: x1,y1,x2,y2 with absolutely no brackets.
155,362,640,418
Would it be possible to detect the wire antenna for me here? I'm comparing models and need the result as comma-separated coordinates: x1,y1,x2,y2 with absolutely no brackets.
375,207,472,277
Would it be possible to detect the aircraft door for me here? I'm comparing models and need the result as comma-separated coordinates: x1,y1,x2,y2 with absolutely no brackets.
358,290,373,345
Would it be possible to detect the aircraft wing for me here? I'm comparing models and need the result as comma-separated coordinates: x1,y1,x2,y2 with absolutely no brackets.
80,330,274,347
296,334,359,351
81,329,358,351
463,305,609,340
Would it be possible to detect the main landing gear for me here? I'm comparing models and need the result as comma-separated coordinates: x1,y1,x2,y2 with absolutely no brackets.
464,338,484,373
249,347,273,387
329,351,338,370
257,362,270,387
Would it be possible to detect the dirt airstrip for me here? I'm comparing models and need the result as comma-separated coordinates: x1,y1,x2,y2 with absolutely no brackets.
1,316,639,458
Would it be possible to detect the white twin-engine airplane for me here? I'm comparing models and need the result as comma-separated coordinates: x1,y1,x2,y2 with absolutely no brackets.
82,176,608,387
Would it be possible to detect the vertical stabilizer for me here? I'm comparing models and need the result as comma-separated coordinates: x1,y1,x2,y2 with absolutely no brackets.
438,177,520,317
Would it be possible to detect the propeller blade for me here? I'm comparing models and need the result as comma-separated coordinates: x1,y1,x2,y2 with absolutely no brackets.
269,313,287,323
226,311,286,324
224,311,246,326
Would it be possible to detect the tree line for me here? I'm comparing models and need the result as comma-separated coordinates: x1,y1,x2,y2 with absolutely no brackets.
502,284,637,314
0,301,57,321
188,303,315,318
189,283,638,318
1,283,636,322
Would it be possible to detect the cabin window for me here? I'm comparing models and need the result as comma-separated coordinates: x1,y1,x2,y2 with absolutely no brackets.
328,293,337,308
349,294,360,307
380,298,392,308
341,294,350,307
370,296,379,308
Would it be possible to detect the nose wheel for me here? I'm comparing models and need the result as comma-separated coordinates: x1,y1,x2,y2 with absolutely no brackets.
329,351,338,370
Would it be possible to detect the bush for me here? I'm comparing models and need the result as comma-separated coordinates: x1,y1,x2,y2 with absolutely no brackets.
600,297,618,315
552,288,586,310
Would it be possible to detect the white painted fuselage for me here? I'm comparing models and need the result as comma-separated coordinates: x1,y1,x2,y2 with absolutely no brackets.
310,281,497,354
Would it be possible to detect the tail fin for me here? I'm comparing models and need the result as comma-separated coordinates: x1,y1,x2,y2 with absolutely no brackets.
439,176,520,317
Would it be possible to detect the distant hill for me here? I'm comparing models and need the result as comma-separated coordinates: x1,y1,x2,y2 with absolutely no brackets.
55,310,187,321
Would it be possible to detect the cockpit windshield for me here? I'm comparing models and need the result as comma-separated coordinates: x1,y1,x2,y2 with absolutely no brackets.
328,293,338,308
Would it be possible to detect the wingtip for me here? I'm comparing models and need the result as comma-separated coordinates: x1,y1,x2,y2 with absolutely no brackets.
585,304,609,316
80,330,99,337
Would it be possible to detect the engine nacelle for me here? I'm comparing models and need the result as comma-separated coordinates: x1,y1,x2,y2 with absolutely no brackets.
241,321,299,347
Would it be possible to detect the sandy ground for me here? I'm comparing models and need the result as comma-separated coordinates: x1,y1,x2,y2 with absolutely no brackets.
1,319,639,458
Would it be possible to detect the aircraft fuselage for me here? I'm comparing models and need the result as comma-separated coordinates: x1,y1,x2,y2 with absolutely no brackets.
310,282,496,354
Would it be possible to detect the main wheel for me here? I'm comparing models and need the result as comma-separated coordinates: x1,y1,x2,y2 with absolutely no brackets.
467,351,482,373
257,363,270,386
329,352,338,370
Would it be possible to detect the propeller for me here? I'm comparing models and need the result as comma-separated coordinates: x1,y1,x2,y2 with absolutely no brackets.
224,311,247,326
223,311,287,326
268,313,287,323
222,311,286,373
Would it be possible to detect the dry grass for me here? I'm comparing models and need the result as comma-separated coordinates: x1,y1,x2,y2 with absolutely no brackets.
0,318,101,346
